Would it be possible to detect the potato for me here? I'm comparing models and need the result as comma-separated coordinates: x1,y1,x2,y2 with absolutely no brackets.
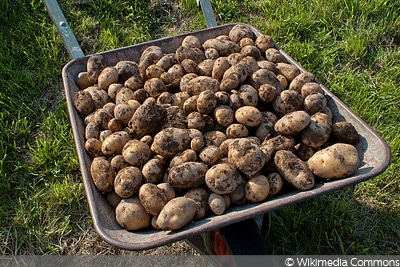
203,130,227,147
303,93,327,115
184,188,209,220
156,197,197,231
331,121,359,145
208,193,226,215
113,103,135,126
226,123,249,138
110,154,130,172
255,34,275,52
151,127,191,158
171,92,190,109
124,75,143,91
139,183,168,216
128,97,166,139
176,46,205,64
288,72,314,93
301,82,324,98
114,166,143,198
169,149,197,167
98,66,119,90
228,91,243,110
258,84,279,103
229,176,247,205
214,105,235,127
301,112,332,148
75,71,92,89
181,58,198,73
197,59,215,76
115,198,150,231
199,145,221,166
103,102,116,116
122,139,152,167
275,62,300,82
202,38,241,57
73,90,94,116
205,163,242,194
277,74,289,90
182,35,202,49
228,138,265,176
107,118,124,132
186,76,220,96
241,45,261,59
205,48,219,59
85,138,102,158
245,175,270,203
156,53,177,71
266,172,284,196
308,143,360,179
167,161,208,189
141,158,164,184
86,54,105,84
257,60,277,73
248,68,282,91
138,46,163,79
274,110,311,135
265,47,286,63
272,89,303,116
99,130,112,142
162,106,187,129
145,64,165,79
86,86,111,109
90,157,115,193
228,24,255,43
212,57,231,80
240,37,254,47
115,60,139,81
93,108,113,130
85,122,100,140
144,78,167,98
191,136,205,153
239,56,259,78
157,182,176,201
101,131,131,156
220,63,247,92
235,106,262,127
274,150,315,191
262,135,296,151
115,87,135,104
187,111,206,131
197,90,217,114
255,121,274,141
238,84,258,107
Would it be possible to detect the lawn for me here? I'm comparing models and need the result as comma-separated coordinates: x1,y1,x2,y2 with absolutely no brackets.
0,0,399,255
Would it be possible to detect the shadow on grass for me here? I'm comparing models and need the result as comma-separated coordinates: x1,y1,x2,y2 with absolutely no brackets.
265,186,400,254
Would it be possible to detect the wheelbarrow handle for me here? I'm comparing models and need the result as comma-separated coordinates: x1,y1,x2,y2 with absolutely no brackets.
43,0,85,59
44,0,217,59
197,0,218,28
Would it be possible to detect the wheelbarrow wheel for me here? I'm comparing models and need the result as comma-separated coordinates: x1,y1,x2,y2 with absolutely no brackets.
213,218,269,255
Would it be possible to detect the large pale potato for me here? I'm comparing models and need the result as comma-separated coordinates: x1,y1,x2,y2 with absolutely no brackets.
156,197,197,231
115,198,150,231
308,143,360,179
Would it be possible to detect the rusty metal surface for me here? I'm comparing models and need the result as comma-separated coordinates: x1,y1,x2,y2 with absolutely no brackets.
62,23,390,251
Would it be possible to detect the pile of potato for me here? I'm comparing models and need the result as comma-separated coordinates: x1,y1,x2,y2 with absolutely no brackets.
73,24,361,231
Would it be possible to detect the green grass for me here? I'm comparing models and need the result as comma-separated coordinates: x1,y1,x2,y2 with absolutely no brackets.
1,0,399,255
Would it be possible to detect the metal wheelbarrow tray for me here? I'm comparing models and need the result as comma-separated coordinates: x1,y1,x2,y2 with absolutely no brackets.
62,23,390,251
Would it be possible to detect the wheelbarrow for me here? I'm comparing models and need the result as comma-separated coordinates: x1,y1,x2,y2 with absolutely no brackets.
44,0,390,259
